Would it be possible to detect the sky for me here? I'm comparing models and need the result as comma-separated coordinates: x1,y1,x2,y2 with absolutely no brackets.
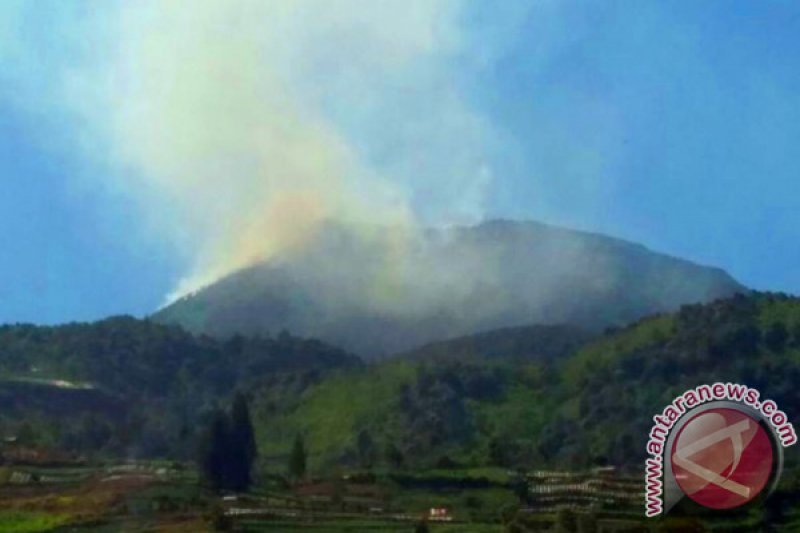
0,0,799,324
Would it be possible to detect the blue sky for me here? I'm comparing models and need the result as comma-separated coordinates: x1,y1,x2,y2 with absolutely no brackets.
1,1,799,324
0,105,177,323
471,1,800,293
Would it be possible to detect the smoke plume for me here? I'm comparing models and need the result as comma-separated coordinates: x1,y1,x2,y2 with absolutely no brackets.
63,0,495,304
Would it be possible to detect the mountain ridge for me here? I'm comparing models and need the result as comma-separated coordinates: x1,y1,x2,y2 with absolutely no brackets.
154,219,746,357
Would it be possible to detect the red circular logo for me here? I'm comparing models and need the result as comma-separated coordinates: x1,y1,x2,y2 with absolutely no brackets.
671,407,774,510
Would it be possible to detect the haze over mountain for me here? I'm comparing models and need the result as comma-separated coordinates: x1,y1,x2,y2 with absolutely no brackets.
154,219,745,356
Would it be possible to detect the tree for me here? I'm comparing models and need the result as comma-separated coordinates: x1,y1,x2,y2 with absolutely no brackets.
511,478,530,505
224,334,245,356
199,410,229,492
16,422,37,446
198,395,259,493
77,414,112,451
555,508,577,533
791,322,800,347
207,501,232,531
576,512,598,533
385,442,404,469
765,322,789,352
356,429,376,469
499,503,519,526
331,476,346,510
289,434,307,480
490,436,511,466
228,393,257,491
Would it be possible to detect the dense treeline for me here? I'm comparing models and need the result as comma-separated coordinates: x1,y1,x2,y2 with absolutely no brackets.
3,293,800,476
0,316,359,396
199,393,258,492
396,324,595,362
548,292,800,467
0,316,360,459
252,293,800,472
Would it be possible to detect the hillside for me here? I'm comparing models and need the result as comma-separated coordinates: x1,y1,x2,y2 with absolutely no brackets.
153,219,745,357
250,293,800,472
0,317,359,458
4,292,798,475
247,323,589,469
395,323,594,362
557,292,800,466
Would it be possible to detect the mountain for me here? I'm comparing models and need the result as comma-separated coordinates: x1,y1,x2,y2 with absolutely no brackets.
153,219,746,357
254,292,800,471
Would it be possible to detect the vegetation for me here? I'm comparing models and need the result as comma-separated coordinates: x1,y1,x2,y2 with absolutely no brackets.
246,292,800,473
288,434,307,480
0,511,70,532
8,293,800,473
228,393,258,489
198,393,257,492
397,324,595,362
556,292,800,468
4,292,800,530
0,316,359,460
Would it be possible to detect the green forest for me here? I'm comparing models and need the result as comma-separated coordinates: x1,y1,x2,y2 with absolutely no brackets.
3,293,800,531
2,293,800,475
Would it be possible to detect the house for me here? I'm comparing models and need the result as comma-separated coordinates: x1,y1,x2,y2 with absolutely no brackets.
428,507,452,521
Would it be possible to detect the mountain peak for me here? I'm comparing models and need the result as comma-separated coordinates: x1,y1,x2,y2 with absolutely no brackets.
153,219,745,357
